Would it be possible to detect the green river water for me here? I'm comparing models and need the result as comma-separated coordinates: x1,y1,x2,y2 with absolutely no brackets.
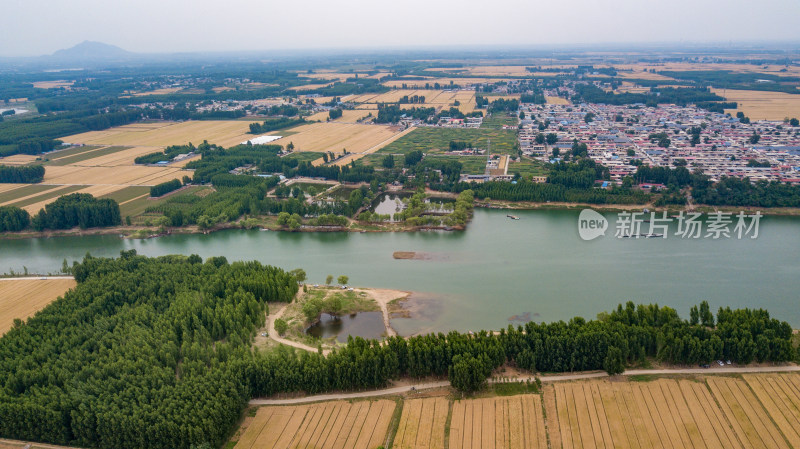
2,208,799,333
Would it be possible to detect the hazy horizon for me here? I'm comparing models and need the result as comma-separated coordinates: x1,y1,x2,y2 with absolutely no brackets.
3,0,800,57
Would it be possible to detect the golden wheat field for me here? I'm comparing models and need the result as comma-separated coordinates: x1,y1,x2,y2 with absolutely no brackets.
31,80,74,89
0,154,40,165
331,126,416,166
382,78,506,89
450,395,547,449
42,165,186,186
234,400,395,449
550,377,799,449
710,89,800,121
545,96,570,105
393,397,449,449
288,83,333,91
61,120,261,148
305,109,375,123
0,438,82,449
270,122,403,155
0,279,76,335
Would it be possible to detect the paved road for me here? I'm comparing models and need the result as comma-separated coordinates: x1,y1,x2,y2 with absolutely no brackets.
249,364,800,405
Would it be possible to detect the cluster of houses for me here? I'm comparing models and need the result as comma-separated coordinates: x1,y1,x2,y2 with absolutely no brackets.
519,101,800,185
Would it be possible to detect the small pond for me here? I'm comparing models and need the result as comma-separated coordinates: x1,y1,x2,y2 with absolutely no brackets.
305,312,386,342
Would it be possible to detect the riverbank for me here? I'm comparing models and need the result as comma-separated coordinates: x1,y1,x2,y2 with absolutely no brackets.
2,199,797,242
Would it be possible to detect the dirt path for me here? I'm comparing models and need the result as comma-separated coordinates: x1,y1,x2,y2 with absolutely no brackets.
354,288,409,338
248,364,800,405
0,276,74,281
267,303,328,355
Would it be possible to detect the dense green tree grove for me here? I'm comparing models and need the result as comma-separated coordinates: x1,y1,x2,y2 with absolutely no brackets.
375,105,436,124
0,253,297,449
0,206,30,232
148,183,348,227
248,118,306,134
450,179,651,204
692,174,800,207
633,165,692,187
0,164,45,183
150,179,182,197
135,143,197,165
31,193,121,230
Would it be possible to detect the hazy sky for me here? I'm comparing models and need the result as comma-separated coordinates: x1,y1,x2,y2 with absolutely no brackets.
3,0,800,56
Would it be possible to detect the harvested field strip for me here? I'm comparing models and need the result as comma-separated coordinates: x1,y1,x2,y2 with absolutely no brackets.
744,375,800,447
0,184,27,195
707,377,789,449
598,383,636,449
616,385,648,448
100,186,152,204
46,146,128,166
234,400,394,449
541,385,561,448
555,384,575,449
575,383,598,449
7,185,86,209
632,385,678,448
585,383,612,449
450,395,546,449
686,380,740,449
677,380,726,449
648,382,689,448
661,380,704,449
450,396,466,448
395,398,423,449
0,279,77,335
44,145,104,161
0,184,56,204
641,382,683,449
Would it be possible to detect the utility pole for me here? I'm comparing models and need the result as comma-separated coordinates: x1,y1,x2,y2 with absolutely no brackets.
485,139,491,176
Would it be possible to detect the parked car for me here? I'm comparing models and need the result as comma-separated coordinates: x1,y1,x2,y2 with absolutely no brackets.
699,364,710,368
717,360,724,366
726,360,732,365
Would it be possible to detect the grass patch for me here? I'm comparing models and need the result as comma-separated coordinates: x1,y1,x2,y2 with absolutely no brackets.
0,184,55,203
492,381,540,396
100,186,151,204
509,158,548,178
121,185,210,218
481,112,518,129
377,126,517,155
7,185,87,208
41,145,103,161
424,154,487,175
283,151,324,163
628,374,658,382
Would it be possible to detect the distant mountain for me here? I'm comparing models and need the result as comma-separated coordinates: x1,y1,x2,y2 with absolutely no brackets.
50,41,133,61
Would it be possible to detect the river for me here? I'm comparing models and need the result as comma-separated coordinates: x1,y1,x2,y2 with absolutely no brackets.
2,208,799,332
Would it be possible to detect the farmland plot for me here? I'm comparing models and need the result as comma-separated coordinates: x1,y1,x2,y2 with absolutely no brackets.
393,397,448,449
269,122,404,155
234,399,395,449
707,376,791,449
449,395,546,449
553,379,745,449
0,279,76,335
62,120,261,148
